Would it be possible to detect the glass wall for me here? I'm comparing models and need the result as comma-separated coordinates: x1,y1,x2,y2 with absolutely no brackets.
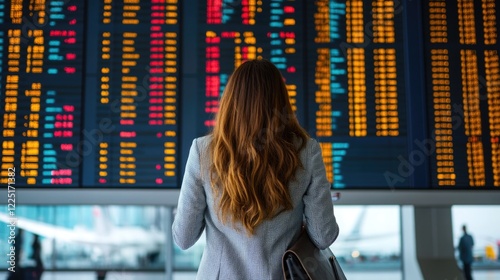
331,206,401,272
0,204,416,280
0,205,166,270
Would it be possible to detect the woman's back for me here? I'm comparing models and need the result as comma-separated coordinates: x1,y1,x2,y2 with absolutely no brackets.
173,135,338,279
172,59,339,279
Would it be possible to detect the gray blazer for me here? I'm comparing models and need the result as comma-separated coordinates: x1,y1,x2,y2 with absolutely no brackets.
172,135,339,280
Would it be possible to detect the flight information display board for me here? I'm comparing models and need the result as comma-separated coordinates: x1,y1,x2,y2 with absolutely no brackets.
198,0,408,188
200,0,305,128
0,0,85,186
82,0,180,187
0,0,180,187
422,0,500,187
304,1,408,187
0,0,499,189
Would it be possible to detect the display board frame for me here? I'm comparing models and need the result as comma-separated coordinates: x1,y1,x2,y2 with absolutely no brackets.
1,0,500,191
7,189,500,205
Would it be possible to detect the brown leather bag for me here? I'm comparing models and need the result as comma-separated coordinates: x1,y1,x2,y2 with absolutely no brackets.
282,228,347,280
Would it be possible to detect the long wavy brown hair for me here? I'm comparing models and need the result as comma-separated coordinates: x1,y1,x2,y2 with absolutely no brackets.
209,59,309,235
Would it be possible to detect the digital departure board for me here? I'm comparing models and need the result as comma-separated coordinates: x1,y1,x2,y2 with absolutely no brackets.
422,0,500,187
81,0,180,187
0,0,180,187
200,0,305,128
0,0,85,186
1,0,499,189
304,1,408,188
198,0,408,188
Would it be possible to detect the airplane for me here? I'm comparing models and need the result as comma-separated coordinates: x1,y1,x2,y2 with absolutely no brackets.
328,206,401,265
0,206,165,268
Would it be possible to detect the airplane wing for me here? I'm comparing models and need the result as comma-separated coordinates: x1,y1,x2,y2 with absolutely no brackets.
0,212,110,246
0,212,164,248
342,232,398,242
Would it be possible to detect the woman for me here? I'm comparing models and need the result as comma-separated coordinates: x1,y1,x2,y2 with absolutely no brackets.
173,59,339,279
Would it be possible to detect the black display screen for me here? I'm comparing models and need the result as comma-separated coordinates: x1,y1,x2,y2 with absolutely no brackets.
1,0,499,189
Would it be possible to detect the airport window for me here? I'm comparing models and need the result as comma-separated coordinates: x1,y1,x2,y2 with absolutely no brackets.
451,206,500,275
331,206,402,280
0,205,167,271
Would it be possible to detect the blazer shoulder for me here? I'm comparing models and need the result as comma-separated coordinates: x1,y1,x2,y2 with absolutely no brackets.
304,137,320,152
195,135,212,147
192,135,213,163
306,137,318,146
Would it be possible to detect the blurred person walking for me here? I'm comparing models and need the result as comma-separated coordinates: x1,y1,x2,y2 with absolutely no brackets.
458,225,474,280
31,235,44,280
